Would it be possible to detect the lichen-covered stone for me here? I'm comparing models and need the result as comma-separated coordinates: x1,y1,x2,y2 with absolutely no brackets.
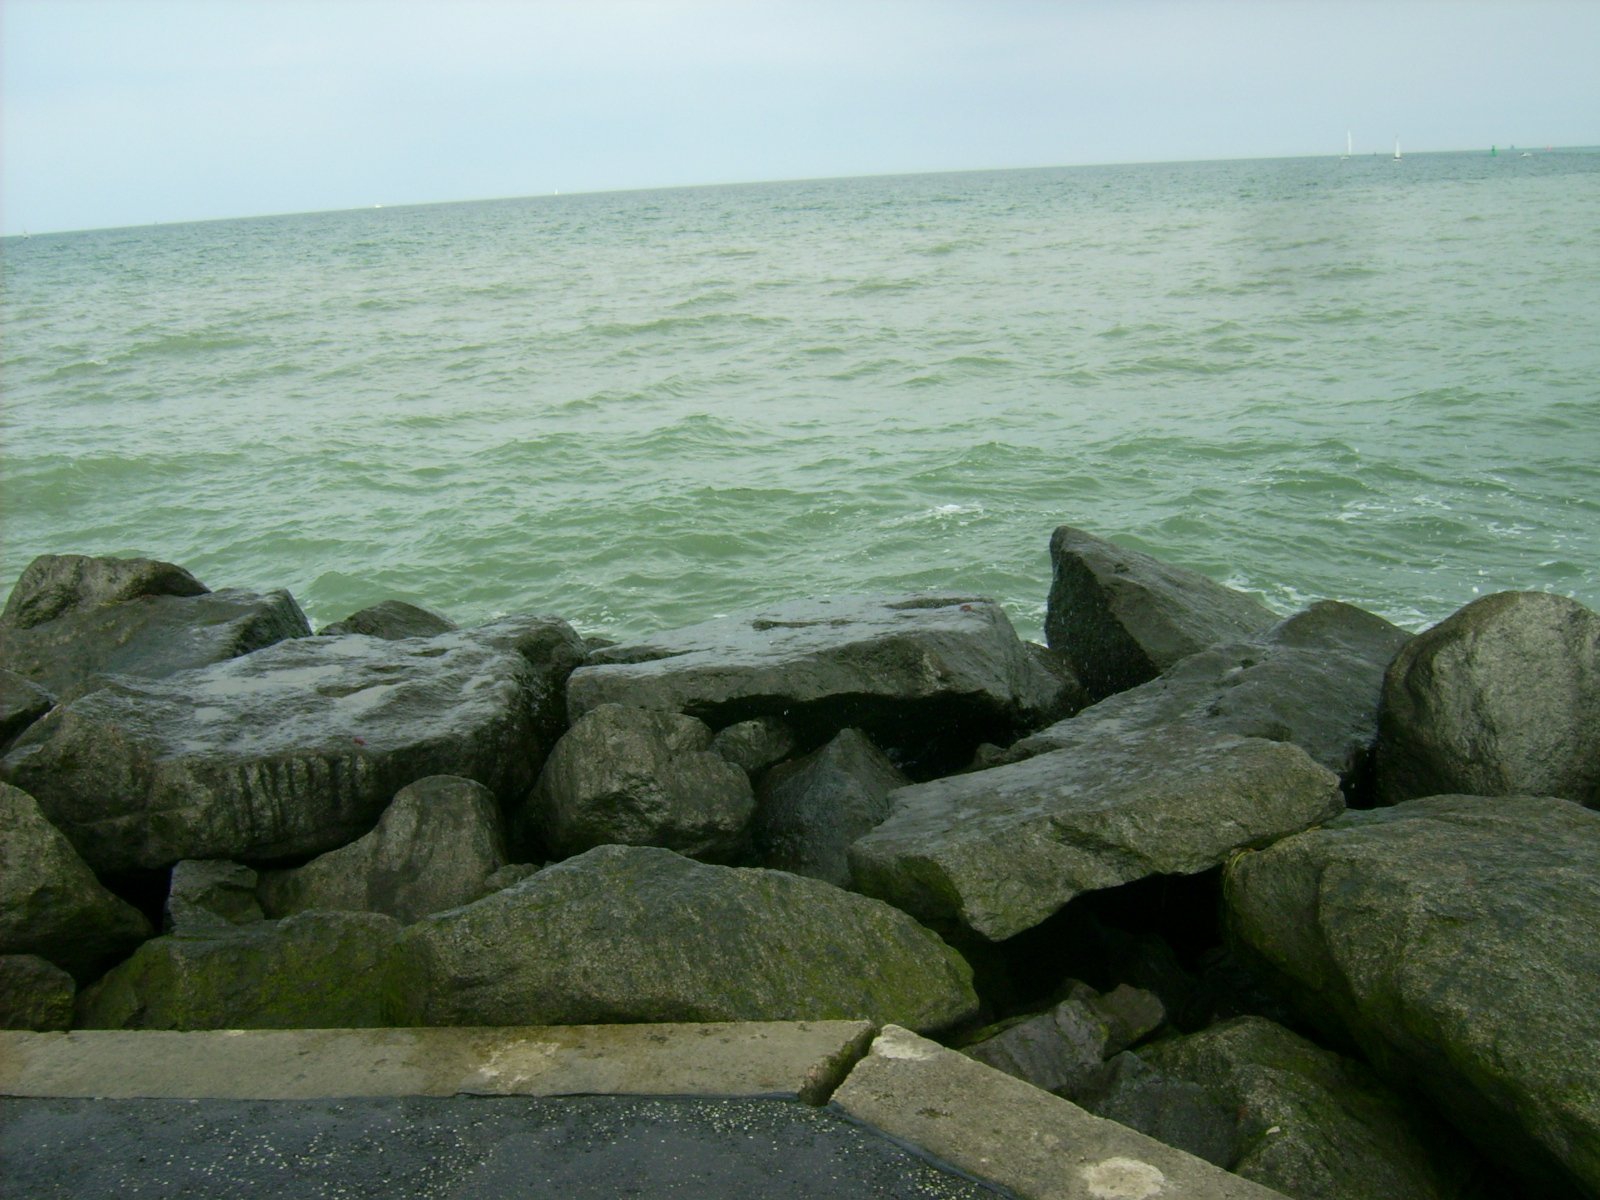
0,553,208,631
0,668,53,753
404,844,977,1033
165,860,265,932
710,716,798,775
74,910,417,1030
1224,795,1600,1196
0,954,75,1031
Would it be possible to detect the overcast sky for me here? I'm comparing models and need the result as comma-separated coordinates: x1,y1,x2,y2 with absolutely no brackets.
3,0,1597,235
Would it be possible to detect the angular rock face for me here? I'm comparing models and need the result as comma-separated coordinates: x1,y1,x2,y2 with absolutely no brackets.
403,844,978,1033
318,600,457,640
1073,1050,1240,1168
0,954,75,1031
1224,795,1600,1196
710,716,798,775
849,726,1343,941
1045,525,1278,701
0,587,311,701
530,704,754,862
1377,591,1600,808
0,782,151,979
567,595,1070,775
75,910,416,1030
165,860,265,932
0,553,208,631
259,776,508,923
0,620,581,874
1017,602,1411,797
0,668,53,752
1138,1016,1469,1200
752,728,907,886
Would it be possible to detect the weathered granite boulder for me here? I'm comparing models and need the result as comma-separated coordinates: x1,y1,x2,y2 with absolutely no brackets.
165,860,264,932
258,776,507,922
1073,1050,1240,1168
963,980,1165,1097
0,553,208,630
531,704,754,862
1376,591,1599,807
752,728,907,886
1224,794,1600,1196
403,844,978,1032
1015,602,1411,798
567,595,1073,776
1138,1016,1469,1200
0,618,582,874
75,910,415,1030
0,668,53,751
711,716,799,775
0,782,151,979
0,954,75,1031
850,726,1343,941
1045,525,1278,701
318,599,457,639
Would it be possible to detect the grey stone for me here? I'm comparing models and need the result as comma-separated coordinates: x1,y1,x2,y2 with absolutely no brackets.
0,553,208,631
0,620,581,874
710,716,798,775
0,668,53,751
258,776,507,923
165,860,264,932
0,955,74,1031
1224,794,1600,1196
849,726,1343,941
318,600,457,640
1376,591,1600,807
74,910,415,1030
477,862,540,897
0,586,311,702
1016,601,1412,798
752,728,907,886
531,704,754,862
1045,525,1278,701
1139,1016,1470,1200
0,782,151,980
1075,1050,1240,1168
567,594,1069,775
403,844,978,1033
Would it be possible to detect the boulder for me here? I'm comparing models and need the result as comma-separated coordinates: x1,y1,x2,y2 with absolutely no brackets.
0,618,582,874
1045,525,1278,701
258,776,507,923
710,716,798,775
1138,1016,1470,1200
0,668,53,751
567,595,1070,776
530,704,754,862
318,600,457,639
962,979,1165,1097
165,860,265,932
0,586,311,701
1016,602,1412,798
849,726,1343,941
75,910,415,1030
1224,794,1600,1196
0,954,75,1031
403,844,978,1033
0,553,208,630
752,728,907,886
1073,1050,1240,1168
0,782,151,979
1376,591,1599,807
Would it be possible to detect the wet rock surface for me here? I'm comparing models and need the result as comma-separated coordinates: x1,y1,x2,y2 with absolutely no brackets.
318,599,458,640
0,553,209,631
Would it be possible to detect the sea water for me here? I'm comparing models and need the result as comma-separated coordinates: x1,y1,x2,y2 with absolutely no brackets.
3,151,1597,641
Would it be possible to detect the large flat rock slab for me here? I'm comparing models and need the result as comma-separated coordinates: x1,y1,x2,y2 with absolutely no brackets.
568,594,1067,772
0,1021,875,1104
850,726,1343,941
833,1025,1288,1199
1224,794,1600,1197
0,621,581,874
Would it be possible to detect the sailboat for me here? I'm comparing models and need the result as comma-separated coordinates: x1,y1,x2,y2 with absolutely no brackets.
1342,131,1352,160
1393,136,1402,161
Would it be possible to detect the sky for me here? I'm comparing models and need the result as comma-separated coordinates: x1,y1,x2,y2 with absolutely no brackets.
3,0,1597,236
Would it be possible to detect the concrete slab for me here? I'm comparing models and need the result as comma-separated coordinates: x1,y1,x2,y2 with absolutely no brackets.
0,1020,874,1104
832,1025,1288,1200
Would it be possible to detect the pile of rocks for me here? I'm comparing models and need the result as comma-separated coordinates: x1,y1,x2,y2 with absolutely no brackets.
2,529,1596,1198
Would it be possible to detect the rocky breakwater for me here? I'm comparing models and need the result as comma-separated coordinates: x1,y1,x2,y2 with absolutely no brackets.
1,531,1597,1199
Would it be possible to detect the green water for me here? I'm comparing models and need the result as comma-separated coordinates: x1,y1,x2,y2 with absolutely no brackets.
3,151,1597,640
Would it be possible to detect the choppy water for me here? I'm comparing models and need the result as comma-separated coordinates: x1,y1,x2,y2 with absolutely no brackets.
4,151,1597,641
